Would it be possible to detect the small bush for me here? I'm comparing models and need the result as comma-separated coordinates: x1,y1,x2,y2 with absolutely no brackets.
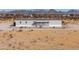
45,36,48,38
30,40,37,43
73,30,77,32
29,29,33,32
60,43,64,46
18,30,23,32
9,34,13,38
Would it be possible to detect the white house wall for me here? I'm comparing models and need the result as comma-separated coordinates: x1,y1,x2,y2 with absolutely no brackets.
15,20,62,28
15,20,33,27
49,20,62,27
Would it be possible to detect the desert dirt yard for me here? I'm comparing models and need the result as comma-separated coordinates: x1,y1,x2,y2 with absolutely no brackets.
0,23,79,49
0,29,79,50
0,21,79,49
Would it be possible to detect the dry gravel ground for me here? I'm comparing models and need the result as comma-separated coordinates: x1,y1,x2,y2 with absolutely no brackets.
0,19,79,50
0,29,79,50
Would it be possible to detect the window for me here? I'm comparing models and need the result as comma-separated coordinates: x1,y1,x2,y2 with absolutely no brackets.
25,21,27,23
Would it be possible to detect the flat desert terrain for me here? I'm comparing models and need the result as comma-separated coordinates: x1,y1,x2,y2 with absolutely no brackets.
0,29,79,50
0,19,79,50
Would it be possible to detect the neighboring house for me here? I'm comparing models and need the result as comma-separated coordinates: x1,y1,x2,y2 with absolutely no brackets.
14,18,62,28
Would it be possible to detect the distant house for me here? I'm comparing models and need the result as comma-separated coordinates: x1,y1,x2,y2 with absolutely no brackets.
14,18,62,28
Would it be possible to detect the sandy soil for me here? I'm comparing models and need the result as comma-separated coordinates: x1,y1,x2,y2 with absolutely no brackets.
0,29,79,50
0,19,79,50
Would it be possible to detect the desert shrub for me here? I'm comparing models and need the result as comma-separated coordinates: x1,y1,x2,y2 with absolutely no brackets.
18,30,23,32
12,46,15,49
9,34,13,38
0,30,3,31
29,29,34,32
60,43,64,46
8,43,12,47
45,36,49,38
30,40,37,43
53,26,55,28
73,30,77,32
38,37,41,40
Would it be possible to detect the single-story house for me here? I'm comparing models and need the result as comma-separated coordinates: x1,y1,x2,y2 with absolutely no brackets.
14,18,63,28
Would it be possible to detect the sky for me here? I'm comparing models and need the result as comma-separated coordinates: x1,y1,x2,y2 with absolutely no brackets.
0,0,79,9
